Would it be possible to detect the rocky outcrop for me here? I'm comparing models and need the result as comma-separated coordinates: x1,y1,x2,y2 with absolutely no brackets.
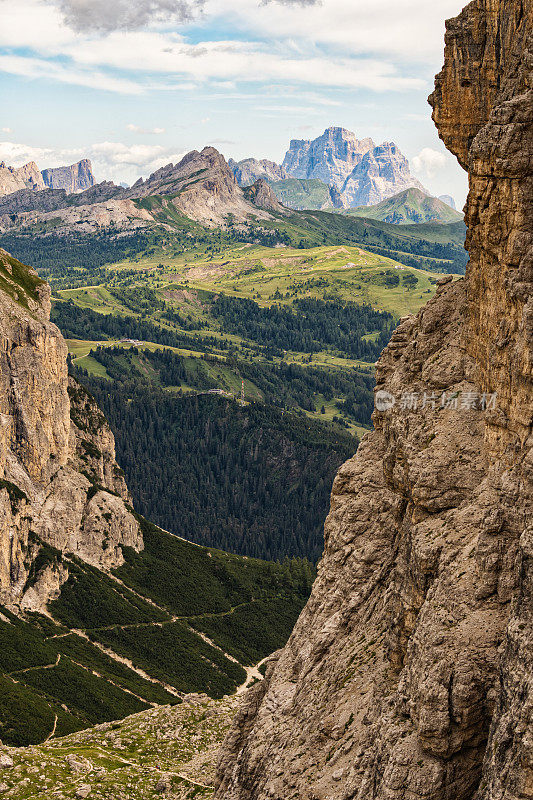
127,146,276,226
0,161,45,197
214,2,532,799
281,127,427,207
229,158,289,187
41,159,95,193
0,248,142,610
0,182,151,236
243,179,289,214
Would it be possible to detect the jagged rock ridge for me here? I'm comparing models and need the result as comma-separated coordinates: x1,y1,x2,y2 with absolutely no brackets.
0,161,45,197
282,127,427,207
0,247,142,609
214,2,533,799
0,147,278,234
229,157,289,187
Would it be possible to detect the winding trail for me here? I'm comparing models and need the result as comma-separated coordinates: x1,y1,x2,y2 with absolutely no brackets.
9,652,61,675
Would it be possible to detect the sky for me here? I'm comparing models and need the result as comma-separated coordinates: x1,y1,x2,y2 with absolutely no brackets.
0,0,469,207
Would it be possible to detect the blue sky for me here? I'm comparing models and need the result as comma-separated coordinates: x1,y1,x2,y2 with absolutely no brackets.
0,0,468,206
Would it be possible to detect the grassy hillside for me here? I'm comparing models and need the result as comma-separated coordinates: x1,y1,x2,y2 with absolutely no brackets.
0,196,467,287
342,188,463,225
0,517,313,747
269,178,335,210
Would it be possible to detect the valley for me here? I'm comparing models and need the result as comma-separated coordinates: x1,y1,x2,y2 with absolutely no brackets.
41,239,445,560
0,189,461,564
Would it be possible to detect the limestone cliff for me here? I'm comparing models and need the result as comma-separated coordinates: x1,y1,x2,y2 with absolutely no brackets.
229,158,289,187
281,127,427,207
41,159,95,193
214,2,533,799
0,248,142,610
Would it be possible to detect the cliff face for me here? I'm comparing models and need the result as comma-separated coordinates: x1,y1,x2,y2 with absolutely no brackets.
41,158,96,193
282,127,375,191
229,158,289,187
0,248,142,610
214,2,533,799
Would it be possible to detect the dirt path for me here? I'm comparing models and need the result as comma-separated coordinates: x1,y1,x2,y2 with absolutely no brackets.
236,656,269,696
9,652,61,675
92,748,215,791
44,715,58,743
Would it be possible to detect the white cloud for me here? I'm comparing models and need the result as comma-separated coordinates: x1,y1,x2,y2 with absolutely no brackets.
207,0,466,64
63,33,425,92
411,147,447,179
0,0,435,96
0,141,56,166
127,124,166,134
0,54,143,94
1,127,12,134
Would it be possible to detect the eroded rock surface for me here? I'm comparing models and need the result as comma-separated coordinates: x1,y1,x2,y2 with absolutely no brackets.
0,248,142,609
214,2,533,798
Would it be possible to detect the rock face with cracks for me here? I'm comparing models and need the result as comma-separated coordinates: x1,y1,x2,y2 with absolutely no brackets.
0,247,142,610
214,2,533,799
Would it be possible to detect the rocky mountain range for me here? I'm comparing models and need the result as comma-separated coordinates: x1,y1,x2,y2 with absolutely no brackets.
0,158,95,198
230,126,428,209
0,147,281,235
215,1,533,798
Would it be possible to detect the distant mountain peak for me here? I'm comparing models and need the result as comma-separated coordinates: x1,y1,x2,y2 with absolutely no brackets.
126,145,278,227
0,160,45,197
281,126,427,208
41,158,95,194
230,157,288,187
345,186,464,224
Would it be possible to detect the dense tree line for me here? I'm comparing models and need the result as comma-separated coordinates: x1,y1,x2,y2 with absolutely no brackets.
86,346,375,425
76,374,356,562
210,295,393,360
0,231,152,275
52,300,228,352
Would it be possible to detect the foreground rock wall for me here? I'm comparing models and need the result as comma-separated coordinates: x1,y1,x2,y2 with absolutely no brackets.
214,2,533,798
0,248,142,609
